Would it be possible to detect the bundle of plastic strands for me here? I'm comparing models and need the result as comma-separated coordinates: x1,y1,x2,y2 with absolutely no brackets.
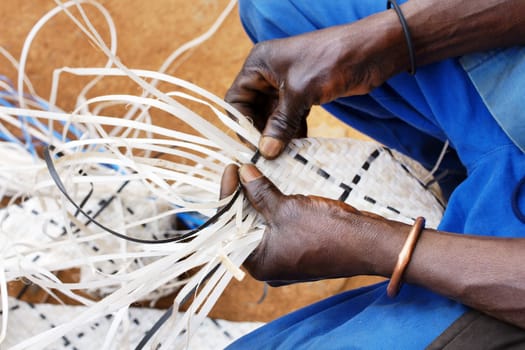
0,0,446,348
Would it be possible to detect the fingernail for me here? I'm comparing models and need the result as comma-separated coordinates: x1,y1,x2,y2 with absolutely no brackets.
259,136,283,159
239,164,262,183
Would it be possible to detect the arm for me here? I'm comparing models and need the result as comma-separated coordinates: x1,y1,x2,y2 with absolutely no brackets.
225,0,525,159
228,164,525,329
403,0,525,66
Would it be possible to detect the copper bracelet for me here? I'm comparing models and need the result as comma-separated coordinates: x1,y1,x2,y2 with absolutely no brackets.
386,216,425,297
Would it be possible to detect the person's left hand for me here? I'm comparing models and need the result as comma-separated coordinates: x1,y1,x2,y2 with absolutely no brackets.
220,163,397,285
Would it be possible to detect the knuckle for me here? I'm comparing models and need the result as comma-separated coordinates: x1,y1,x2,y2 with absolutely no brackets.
271,109,295,128
224,87,237,104
243,43,270,73
267,110,301,141
250,41,272,60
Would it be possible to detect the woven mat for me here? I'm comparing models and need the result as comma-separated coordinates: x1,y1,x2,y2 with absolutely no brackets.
2,297,262,349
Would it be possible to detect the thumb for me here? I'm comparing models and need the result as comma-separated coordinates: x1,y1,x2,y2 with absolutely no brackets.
239,164,283,220
259,89,310,159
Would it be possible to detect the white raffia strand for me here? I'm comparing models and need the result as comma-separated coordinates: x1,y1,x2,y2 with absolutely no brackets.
0,0,444,348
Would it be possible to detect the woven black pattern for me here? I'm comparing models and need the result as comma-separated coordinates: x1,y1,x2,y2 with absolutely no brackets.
252,144,439,224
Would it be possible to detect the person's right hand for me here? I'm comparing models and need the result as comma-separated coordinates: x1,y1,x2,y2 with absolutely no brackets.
225,12,409,159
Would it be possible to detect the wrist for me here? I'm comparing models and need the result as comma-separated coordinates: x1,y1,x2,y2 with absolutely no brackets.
357,215,410,278
338,9,413,89
332,205,408,278
387,0,416,75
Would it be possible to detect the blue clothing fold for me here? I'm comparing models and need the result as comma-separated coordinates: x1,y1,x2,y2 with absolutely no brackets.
460,48,525,154
228,1,525,348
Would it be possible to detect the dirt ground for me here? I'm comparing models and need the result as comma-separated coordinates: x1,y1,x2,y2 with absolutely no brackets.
0,0,380,323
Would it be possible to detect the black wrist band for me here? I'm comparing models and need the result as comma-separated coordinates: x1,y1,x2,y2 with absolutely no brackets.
387,0,416,75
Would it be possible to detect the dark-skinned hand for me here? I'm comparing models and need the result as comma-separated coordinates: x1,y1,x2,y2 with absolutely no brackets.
225,12,408,160
219,163,405,286
220,163,525,328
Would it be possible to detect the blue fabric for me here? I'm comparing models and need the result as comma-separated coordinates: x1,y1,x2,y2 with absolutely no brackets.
460,48,525,154
230,282,464,350
228,1,525,349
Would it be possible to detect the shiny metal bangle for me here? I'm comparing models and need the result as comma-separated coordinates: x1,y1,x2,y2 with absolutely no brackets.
387,216,425,297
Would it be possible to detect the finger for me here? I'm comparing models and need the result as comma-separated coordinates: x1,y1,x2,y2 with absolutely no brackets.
225,70,277,121
266,280,294,287
266,279,312,287
238,164,283,220
297,115,308,138
259,89,310,159
219,164,240,200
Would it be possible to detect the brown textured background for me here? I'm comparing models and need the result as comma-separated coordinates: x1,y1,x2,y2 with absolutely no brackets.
0,0,379,323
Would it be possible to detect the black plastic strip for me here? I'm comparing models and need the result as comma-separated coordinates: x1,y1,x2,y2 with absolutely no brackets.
44,146,241,244
316,168,330,179
293,153,308,165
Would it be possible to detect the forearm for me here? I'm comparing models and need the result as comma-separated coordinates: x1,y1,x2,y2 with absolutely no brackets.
408,231,525,328
401,0,525,67
365,218,525,328
233,165,525,327
308,0,525,97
